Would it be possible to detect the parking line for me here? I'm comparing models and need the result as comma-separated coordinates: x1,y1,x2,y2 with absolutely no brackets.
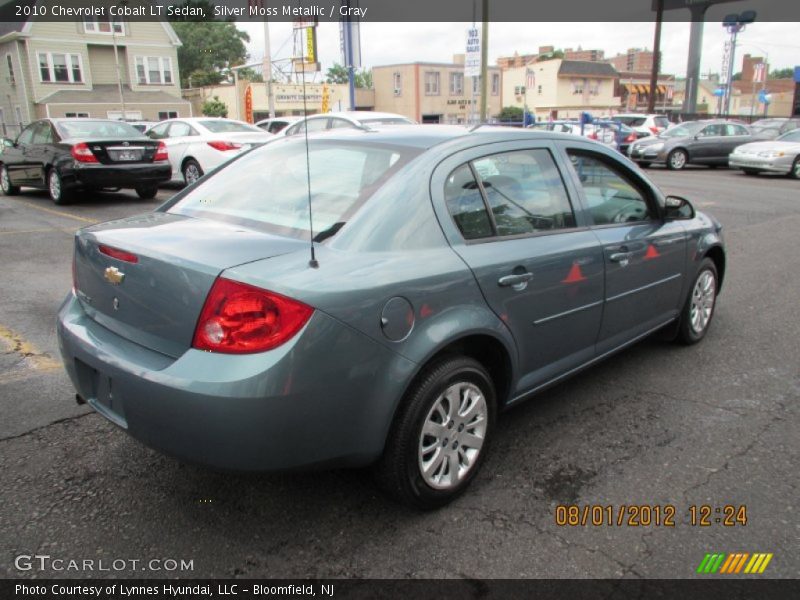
0,228,68,236
7,199,97,224
0,324,63,372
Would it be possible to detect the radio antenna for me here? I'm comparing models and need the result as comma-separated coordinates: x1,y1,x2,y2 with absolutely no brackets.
299,29,318,268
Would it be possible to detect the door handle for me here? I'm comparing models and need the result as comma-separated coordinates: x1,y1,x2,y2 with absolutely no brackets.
498,272,533,288
609,252,632,263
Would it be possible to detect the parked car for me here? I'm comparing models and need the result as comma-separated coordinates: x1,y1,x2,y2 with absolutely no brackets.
57,126,725,508
748,118,800,141
611,113,671,136
0,118,170,204
145,117,272,185
255,116,301,134
281,111,415,136
127,121,157,134
628,120,752,170
728,129,800,178
527,120,637,153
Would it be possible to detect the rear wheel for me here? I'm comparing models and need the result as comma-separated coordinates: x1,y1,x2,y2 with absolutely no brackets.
676,258,718,345
667,149,688,170
374,356,496,509
1,165,20,195
636,161,651,168
790,157,800,180
743,168,760,176
48,168,71,205
135,184,159,200
182,159,203,186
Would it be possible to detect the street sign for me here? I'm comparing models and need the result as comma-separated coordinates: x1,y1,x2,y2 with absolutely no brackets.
464,27,481,78
713,88,725,97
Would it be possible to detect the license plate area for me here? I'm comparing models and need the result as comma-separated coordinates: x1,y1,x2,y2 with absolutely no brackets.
74,359,128,428
109,149,143,162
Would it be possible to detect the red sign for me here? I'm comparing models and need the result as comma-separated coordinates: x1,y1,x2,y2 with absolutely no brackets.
244,85,253,124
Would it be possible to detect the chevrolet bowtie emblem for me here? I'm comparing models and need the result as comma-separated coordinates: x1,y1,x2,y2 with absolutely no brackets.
104,266,125,285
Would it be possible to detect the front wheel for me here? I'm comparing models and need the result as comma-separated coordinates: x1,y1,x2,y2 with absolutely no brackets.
48,168,71,205
1,165,20,195
667,149,688,171
135,184,159,200
743,168,760,176
374,356,496,509
676,258,718,345
182,159,203,186
790,157,800,180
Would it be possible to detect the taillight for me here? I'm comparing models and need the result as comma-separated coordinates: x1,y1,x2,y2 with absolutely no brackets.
192,278,313,354
588,132,598,140
153,142,168,162
98,244,139,264
625,134,636,143
207,141,242,152
649,126,659,134
71,142,98,163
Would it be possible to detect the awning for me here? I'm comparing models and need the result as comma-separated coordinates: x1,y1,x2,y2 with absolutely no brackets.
624,83,637,93
657,85,666,94
637,84,649,94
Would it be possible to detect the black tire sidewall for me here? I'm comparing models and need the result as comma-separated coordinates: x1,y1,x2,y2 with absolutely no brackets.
135,185,158,199
668,149,687,170
48,169,69,204
401,357,496,508
791,157,800,180
678,259,719,344
1,165,17,194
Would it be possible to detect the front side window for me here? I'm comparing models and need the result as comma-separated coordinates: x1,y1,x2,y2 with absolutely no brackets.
136,56,173,85
566,151,652,225
699,124,725,137
38,52,83,83
147,122,170,139
167,122,196,137
168,140,418,239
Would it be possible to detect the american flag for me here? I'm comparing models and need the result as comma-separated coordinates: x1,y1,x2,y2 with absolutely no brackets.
526,68,536,89
753,62,766,84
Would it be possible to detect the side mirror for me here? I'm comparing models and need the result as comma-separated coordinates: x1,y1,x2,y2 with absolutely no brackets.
664,195,695,220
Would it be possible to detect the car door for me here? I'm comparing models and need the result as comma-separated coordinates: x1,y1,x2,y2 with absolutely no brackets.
4,123,38,185
431,141,605,394
562,146,687,353
164,121,199,168
690,123,726,162
725,124,751,155
26,121,57,185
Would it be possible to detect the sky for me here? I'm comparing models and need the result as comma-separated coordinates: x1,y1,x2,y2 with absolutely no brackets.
236,21,800,82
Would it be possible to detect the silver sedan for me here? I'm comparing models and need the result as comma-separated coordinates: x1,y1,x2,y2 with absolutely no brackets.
729,129,800,178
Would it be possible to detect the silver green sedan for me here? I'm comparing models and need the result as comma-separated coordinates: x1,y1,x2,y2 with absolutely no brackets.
56,126,726,508
729,129,800,178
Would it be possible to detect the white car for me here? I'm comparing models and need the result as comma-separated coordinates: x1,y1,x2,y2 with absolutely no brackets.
255,116,302,135
611,113,671,136
281,111,415,137
146,118,272,185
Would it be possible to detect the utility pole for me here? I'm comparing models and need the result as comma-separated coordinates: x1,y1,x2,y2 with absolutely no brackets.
263,20,275,118
479,0,488,122
111,16,127,119
647,0,663,113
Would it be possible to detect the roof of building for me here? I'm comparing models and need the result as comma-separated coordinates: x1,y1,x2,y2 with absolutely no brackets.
558,60,618,77
37,85,190,105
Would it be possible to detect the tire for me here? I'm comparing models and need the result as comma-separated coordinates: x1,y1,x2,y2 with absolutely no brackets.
742,168,760,176
182,159,203,186
47,168,71,205
1,165,20,195
636,161,651,168
676,258,719,345
374,355,496,509
790,156,800,180
135,184,159,200
707,164,718,169
666,149,688,171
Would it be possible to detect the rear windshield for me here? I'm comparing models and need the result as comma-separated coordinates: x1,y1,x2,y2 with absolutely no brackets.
57,120,143,139
168,139,420,239
198,119,263,133
614,116,646,127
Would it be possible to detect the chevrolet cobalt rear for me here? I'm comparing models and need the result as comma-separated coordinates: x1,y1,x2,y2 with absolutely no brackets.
57,127,725,508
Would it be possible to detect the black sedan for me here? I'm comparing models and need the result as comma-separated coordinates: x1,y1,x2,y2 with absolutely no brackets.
0,119,171,204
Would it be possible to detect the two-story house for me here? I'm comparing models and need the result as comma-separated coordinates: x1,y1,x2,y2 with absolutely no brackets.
0,16,191,136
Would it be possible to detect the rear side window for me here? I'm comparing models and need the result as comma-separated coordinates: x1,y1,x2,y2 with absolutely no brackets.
444,149,576,240
147,122,169,139
566,151,652,225
654,116,670,129
168,122,197,137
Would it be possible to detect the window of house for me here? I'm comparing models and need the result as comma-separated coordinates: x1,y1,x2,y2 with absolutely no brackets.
6,54,15,86
538,85,542,95
38,52,83,83
157,111,179,120
393,72,401,96
572,79,585,94
424,72,440,96
491,73,500,96
64,112,90,118
589,80,600,96
15,106,22,125
136,56,173,85
450,72,463,95
83,18,124,35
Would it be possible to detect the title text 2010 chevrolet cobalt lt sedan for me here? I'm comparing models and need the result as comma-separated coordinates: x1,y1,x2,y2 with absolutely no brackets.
57,126,725,508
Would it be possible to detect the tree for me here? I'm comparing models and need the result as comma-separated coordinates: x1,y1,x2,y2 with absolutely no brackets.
237,67,264,83
537,49,564,62
496,106,524,121
770,67,794,79
325,64,349,84
169,1,250,88
201,96,228,117
355,68,373,89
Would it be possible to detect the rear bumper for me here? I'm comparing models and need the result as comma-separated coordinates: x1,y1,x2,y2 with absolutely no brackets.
728,155,792,173
66,162,172,189
56,293,416,471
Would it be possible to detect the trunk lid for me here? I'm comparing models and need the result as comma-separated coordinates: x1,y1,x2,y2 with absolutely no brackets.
66,137,163,165
73,212,306,357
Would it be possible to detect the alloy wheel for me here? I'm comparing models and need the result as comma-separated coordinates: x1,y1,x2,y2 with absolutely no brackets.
418,381,487,490
49,170,61,200
669,150,687,170
184,164,201,185
0,167,9,193
690,270,716,335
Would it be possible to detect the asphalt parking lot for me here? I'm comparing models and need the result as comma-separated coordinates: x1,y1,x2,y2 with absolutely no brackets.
1,167,798,579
